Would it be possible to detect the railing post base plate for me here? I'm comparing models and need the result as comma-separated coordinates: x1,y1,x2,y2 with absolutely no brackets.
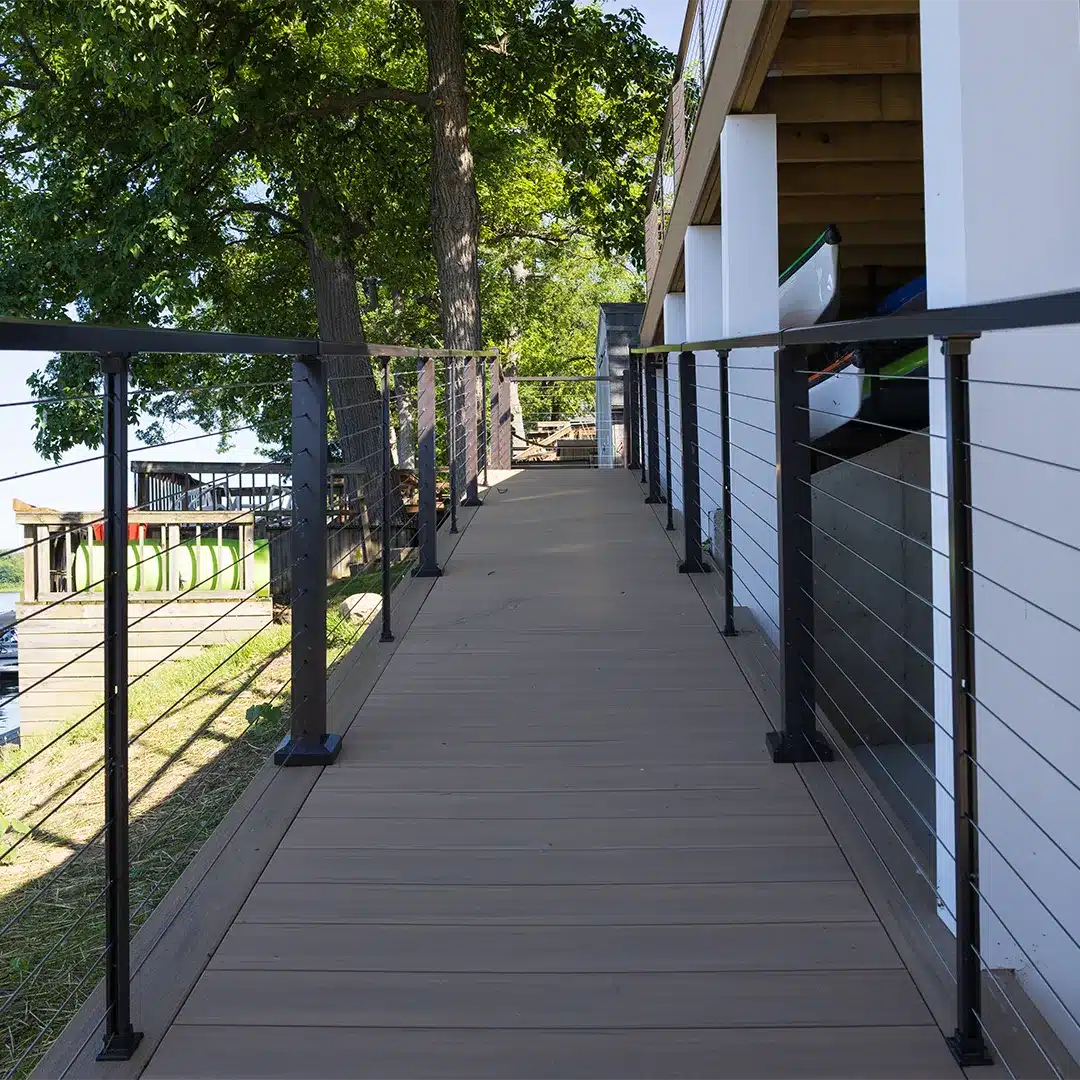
97,1029,143,1062
678,559,711,575
274,732,342,767
412,566,443,579
645,494,666,505
766,730,833,764
946,1032,992,1068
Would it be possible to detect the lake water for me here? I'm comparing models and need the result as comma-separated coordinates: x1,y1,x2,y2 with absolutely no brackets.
0,590,18,743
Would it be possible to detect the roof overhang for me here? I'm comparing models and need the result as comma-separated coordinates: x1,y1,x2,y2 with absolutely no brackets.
640,0,768,346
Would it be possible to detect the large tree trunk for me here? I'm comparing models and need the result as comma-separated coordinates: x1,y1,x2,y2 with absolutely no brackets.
416,1,482,494
299,189,401,544
416,0,483,353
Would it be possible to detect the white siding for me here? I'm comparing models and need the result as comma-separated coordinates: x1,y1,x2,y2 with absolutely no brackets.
721,116,780,643
922,0,1080,1056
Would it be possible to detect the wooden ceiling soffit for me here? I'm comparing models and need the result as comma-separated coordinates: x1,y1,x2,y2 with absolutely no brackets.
757,74,921,123
840,264,917,289
779,193,924,224
771,15,920,77
693,153,721,226
790,0,918,17
836,244,925,268
782,243,925,269
777,121,922,163
778,161,923,196
731,0,793,113
780,220,925,248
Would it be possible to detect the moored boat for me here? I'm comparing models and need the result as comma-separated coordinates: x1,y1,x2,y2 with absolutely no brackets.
780,225,841,329
806,272,930,459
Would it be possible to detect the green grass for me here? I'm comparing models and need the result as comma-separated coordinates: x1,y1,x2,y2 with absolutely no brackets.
0,576,391,1079
327,562,410,605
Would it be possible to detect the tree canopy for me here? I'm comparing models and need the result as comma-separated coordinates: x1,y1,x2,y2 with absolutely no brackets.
0,0,671,458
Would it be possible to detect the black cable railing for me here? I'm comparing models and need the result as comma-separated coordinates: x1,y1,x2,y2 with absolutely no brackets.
510,372,603,469
0,321,501,1078
630,288,1080,1077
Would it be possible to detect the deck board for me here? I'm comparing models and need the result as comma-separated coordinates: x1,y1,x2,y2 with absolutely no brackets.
142,469,959,1079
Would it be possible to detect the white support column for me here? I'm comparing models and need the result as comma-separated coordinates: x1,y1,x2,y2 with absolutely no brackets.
720,113,780,641
922,0,1080,1053
684,227,724,555
663,293,687,514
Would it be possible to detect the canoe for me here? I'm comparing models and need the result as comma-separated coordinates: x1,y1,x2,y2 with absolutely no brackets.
806,271,929,451
780,226,841,329
808,350,863,442
809,341,930,465
876,274,926,315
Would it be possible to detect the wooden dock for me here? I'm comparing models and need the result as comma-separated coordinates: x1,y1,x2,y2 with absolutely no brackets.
140,469,960,1079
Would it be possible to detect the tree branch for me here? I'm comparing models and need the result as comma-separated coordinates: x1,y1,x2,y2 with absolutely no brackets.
310,87,429,116
484,227,585,246
16,31,58,86
235,201,301,228
0,76,40,91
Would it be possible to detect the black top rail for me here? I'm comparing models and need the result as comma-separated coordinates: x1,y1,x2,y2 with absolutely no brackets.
631,285,1080,353
0,316,499,358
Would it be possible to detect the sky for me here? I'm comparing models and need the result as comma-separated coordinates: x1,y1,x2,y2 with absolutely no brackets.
605,0,685,51
0,1,683,552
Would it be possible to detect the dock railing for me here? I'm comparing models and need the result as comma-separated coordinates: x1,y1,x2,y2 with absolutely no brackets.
0,319,499,1077
630,286,1080,1076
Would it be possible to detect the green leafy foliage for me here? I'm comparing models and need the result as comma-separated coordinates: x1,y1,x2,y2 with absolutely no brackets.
0,553,23,589
0,812,31,863
0,0,672,457
244,703,283,726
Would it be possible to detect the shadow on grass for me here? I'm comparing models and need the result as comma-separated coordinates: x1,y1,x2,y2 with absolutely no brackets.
0,638,293,1079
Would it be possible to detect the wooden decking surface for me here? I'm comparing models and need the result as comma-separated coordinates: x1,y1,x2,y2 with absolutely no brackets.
144,469,960,1079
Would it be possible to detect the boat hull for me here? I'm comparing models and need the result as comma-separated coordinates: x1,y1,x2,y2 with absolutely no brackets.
780,237,840,330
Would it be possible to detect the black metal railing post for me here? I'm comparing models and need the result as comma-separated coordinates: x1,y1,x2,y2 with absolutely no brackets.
644,354,664,505
276,354,340,765
380,356,394,644
635,356,643,483
490,356,511,471
98,352,142,1062
448,357,459,534
943,334,992,1067
662,354,675,530
628,357,641,471
718,349,737,636
464,354,482,505
677,350,710,575
767,345,831,763
481,358,489,487
414,353,442,577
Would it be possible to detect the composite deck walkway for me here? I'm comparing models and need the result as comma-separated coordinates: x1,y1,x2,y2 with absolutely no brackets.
144,469,960,1079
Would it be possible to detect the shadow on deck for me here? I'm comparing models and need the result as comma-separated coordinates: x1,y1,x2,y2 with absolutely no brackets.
42,469,961,1079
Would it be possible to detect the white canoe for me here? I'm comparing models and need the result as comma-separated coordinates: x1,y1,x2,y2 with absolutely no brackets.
808,352,863,441
780,226,840,330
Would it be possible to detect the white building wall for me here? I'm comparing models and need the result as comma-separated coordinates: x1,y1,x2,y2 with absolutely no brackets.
922,0,1080,1057
721,115,780,642
685,226,725,552
662,293,686,511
